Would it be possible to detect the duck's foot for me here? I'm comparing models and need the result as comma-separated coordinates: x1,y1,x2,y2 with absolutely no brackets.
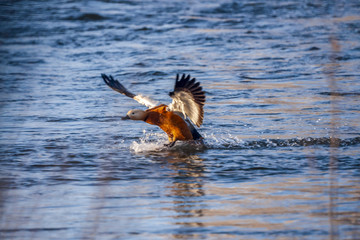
164,141,176,148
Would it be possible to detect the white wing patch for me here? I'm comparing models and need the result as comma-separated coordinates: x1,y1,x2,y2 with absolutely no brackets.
168,91,203,127
134,94,159,108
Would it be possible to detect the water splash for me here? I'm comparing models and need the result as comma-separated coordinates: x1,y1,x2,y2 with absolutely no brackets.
130,130,207,153
130,130,168,153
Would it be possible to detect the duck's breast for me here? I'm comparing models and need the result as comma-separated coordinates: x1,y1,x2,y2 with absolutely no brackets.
145,107,193,141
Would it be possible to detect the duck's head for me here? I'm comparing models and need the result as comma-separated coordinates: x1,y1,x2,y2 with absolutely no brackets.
122,109,147,121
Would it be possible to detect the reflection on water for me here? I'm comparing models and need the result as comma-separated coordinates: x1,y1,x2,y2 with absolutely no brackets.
1,148,360,239
169,175,357,238
163,154,207,237
142,151,360,239
157,154,360,239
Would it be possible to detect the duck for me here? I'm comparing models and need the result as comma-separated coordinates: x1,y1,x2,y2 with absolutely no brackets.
101,73,206,147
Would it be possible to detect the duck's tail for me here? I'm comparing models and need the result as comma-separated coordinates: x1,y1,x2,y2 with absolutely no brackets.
185,119,203,140
191,128,203,140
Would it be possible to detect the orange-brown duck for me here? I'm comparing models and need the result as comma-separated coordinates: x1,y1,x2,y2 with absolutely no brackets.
102,74,205,147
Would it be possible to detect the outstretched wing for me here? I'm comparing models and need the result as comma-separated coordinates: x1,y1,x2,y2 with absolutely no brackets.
168,74,205,127
102,74,158,108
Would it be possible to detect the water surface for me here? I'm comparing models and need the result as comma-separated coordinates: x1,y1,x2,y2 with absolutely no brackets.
1,0,360,239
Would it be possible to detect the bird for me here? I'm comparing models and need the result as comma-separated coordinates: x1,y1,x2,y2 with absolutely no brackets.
101,73,206,147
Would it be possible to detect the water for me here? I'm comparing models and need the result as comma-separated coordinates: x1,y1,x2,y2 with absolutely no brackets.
1,0,359,239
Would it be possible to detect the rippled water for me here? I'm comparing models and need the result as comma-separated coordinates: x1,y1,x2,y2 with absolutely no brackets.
1,0,360,239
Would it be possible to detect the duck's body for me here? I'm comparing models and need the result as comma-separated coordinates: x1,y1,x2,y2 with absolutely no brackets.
102,73,205,147
145,104,193,142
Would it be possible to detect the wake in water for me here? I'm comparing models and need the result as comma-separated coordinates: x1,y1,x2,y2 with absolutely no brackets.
130,131,360,153
206,134,360,149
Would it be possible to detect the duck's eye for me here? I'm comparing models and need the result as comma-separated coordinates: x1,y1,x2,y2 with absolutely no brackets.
132,112,135,115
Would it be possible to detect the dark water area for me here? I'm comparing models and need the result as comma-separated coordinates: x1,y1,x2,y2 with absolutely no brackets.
1,0,360,239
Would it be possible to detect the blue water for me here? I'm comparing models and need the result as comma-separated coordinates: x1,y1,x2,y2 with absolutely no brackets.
1,0,360,239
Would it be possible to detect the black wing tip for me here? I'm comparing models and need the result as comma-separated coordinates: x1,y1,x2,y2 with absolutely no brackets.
101,73,136,98
101,73,113,84
174,73,204,90
101,73,108,80
175,74,193,87
101,73,116,87
173,73,206,105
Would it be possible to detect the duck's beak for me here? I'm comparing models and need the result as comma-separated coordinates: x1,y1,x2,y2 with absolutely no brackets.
121,115,130,120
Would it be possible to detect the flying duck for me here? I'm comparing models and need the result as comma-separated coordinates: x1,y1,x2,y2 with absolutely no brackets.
101,73,206,147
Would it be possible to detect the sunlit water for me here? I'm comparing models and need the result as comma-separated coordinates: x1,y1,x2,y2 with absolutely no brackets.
1,0,360,239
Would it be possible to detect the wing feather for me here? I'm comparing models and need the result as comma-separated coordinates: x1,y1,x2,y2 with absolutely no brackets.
102,74,158,108
168,74,205,127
